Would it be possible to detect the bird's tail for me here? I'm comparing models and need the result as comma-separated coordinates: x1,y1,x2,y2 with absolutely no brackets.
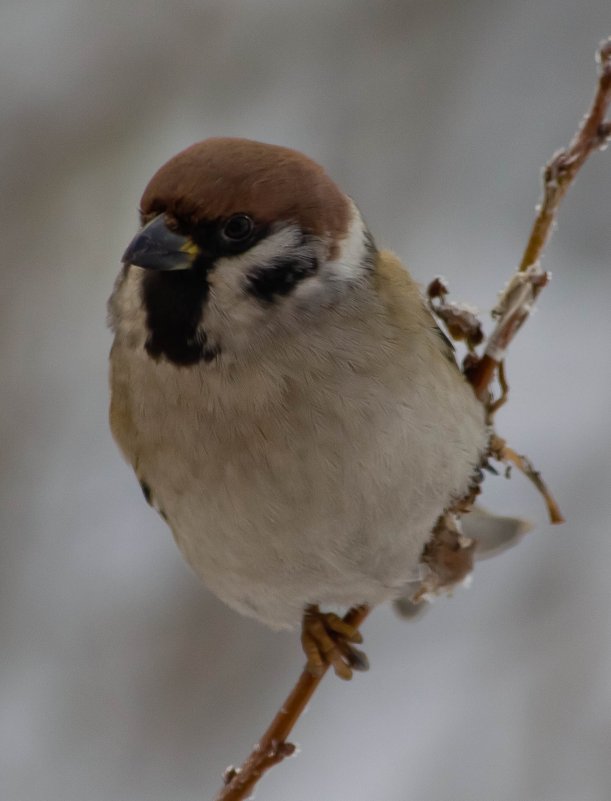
394,507,533,619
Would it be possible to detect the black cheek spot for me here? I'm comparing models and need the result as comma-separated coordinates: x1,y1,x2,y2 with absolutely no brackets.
246,256,318,303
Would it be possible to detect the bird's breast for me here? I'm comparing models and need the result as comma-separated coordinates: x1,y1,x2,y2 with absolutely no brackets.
111,324,486,628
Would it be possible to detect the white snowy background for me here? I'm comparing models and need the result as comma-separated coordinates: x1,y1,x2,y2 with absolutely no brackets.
2,2,611,800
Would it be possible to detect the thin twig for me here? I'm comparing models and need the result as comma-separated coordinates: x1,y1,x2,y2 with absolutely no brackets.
489,434,565,524
212,39,611,801
501,446,565,525
216,606,370,801
487,360,509,417
466,37,611,400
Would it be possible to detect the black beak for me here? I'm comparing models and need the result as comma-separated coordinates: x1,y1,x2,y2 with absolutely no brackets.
122,214,199,271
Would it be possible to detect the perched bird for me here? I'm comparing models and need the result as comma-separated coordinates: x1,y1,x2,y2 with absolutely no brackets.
108,138,489,678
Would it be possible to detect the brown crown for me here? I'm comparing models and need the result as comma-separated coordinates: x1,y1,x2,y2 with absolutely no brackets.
140,138,350,253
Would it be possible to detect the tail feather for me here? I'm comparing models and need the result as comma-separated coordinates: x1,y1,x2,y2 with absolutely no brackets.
466,506,533,560
393,507,533,619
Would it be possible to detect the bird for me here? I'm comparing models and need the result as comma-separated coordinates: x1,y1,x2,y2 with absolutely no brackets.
108,137,491,679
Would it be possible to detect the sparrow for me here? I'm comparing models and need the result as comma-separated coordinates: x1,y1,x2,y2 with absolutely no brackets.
108,137,490,678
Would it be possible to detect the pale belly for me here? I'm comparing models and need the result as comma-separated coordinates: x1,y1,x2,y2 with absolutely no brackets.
136,374,486,629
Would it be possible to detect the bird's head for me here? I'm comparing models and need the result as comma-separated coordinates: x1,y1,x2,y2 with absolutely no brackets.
110,137,377,367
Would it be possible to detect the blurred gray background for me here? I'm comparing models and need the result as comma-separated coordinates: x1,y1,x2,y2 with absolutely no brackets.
2,2,611,800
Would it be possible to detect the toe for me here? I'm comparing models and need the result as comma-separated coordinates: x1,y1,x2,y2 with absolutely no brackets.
304,619,353,680
301,605,368,681
301,630,325,677
323,613,363,644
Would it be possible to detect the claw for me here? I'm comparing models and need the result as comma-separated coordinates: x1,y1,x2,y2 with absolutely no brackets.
342,644,369,672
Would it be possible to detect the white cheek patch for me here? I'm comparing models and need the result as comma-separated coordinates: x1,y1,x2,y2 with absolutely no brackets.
202,224,310,344
207,224,316,303
218,225,304,276
199,208,371,353
325,201,370,283
208,207,367,305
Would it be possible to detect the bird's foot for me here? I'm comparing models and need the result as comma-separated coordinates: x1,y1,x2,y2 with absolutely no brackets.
301,605,369,680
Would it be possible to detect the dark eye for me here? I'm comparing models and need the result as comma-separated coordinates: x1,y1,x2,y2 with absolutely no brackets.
222,214,254,242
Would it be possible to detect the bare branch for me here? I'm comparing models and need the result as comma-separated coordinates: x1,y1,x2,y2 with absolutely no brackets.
215,606,370,801
466,37,611,401
489,435,565,524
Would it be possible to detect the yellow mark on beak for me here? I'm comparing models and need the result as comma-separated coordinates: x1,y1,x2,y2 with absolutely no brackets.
180,239,200,259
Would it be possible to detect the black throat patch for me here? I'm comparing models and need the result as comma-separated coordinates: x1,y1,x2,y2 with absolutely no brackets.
140,263,217,366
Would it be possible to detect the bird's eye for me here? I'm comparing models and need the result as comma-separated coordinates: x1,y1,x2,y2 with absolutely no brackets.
222,214,254,242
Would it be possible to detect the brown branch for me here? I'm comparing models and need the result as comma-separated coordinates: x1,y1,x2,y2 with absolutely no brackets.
215,605,370,801
466,37,611,401
212,38,611,801
489,435,565,524
502,447,565,525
